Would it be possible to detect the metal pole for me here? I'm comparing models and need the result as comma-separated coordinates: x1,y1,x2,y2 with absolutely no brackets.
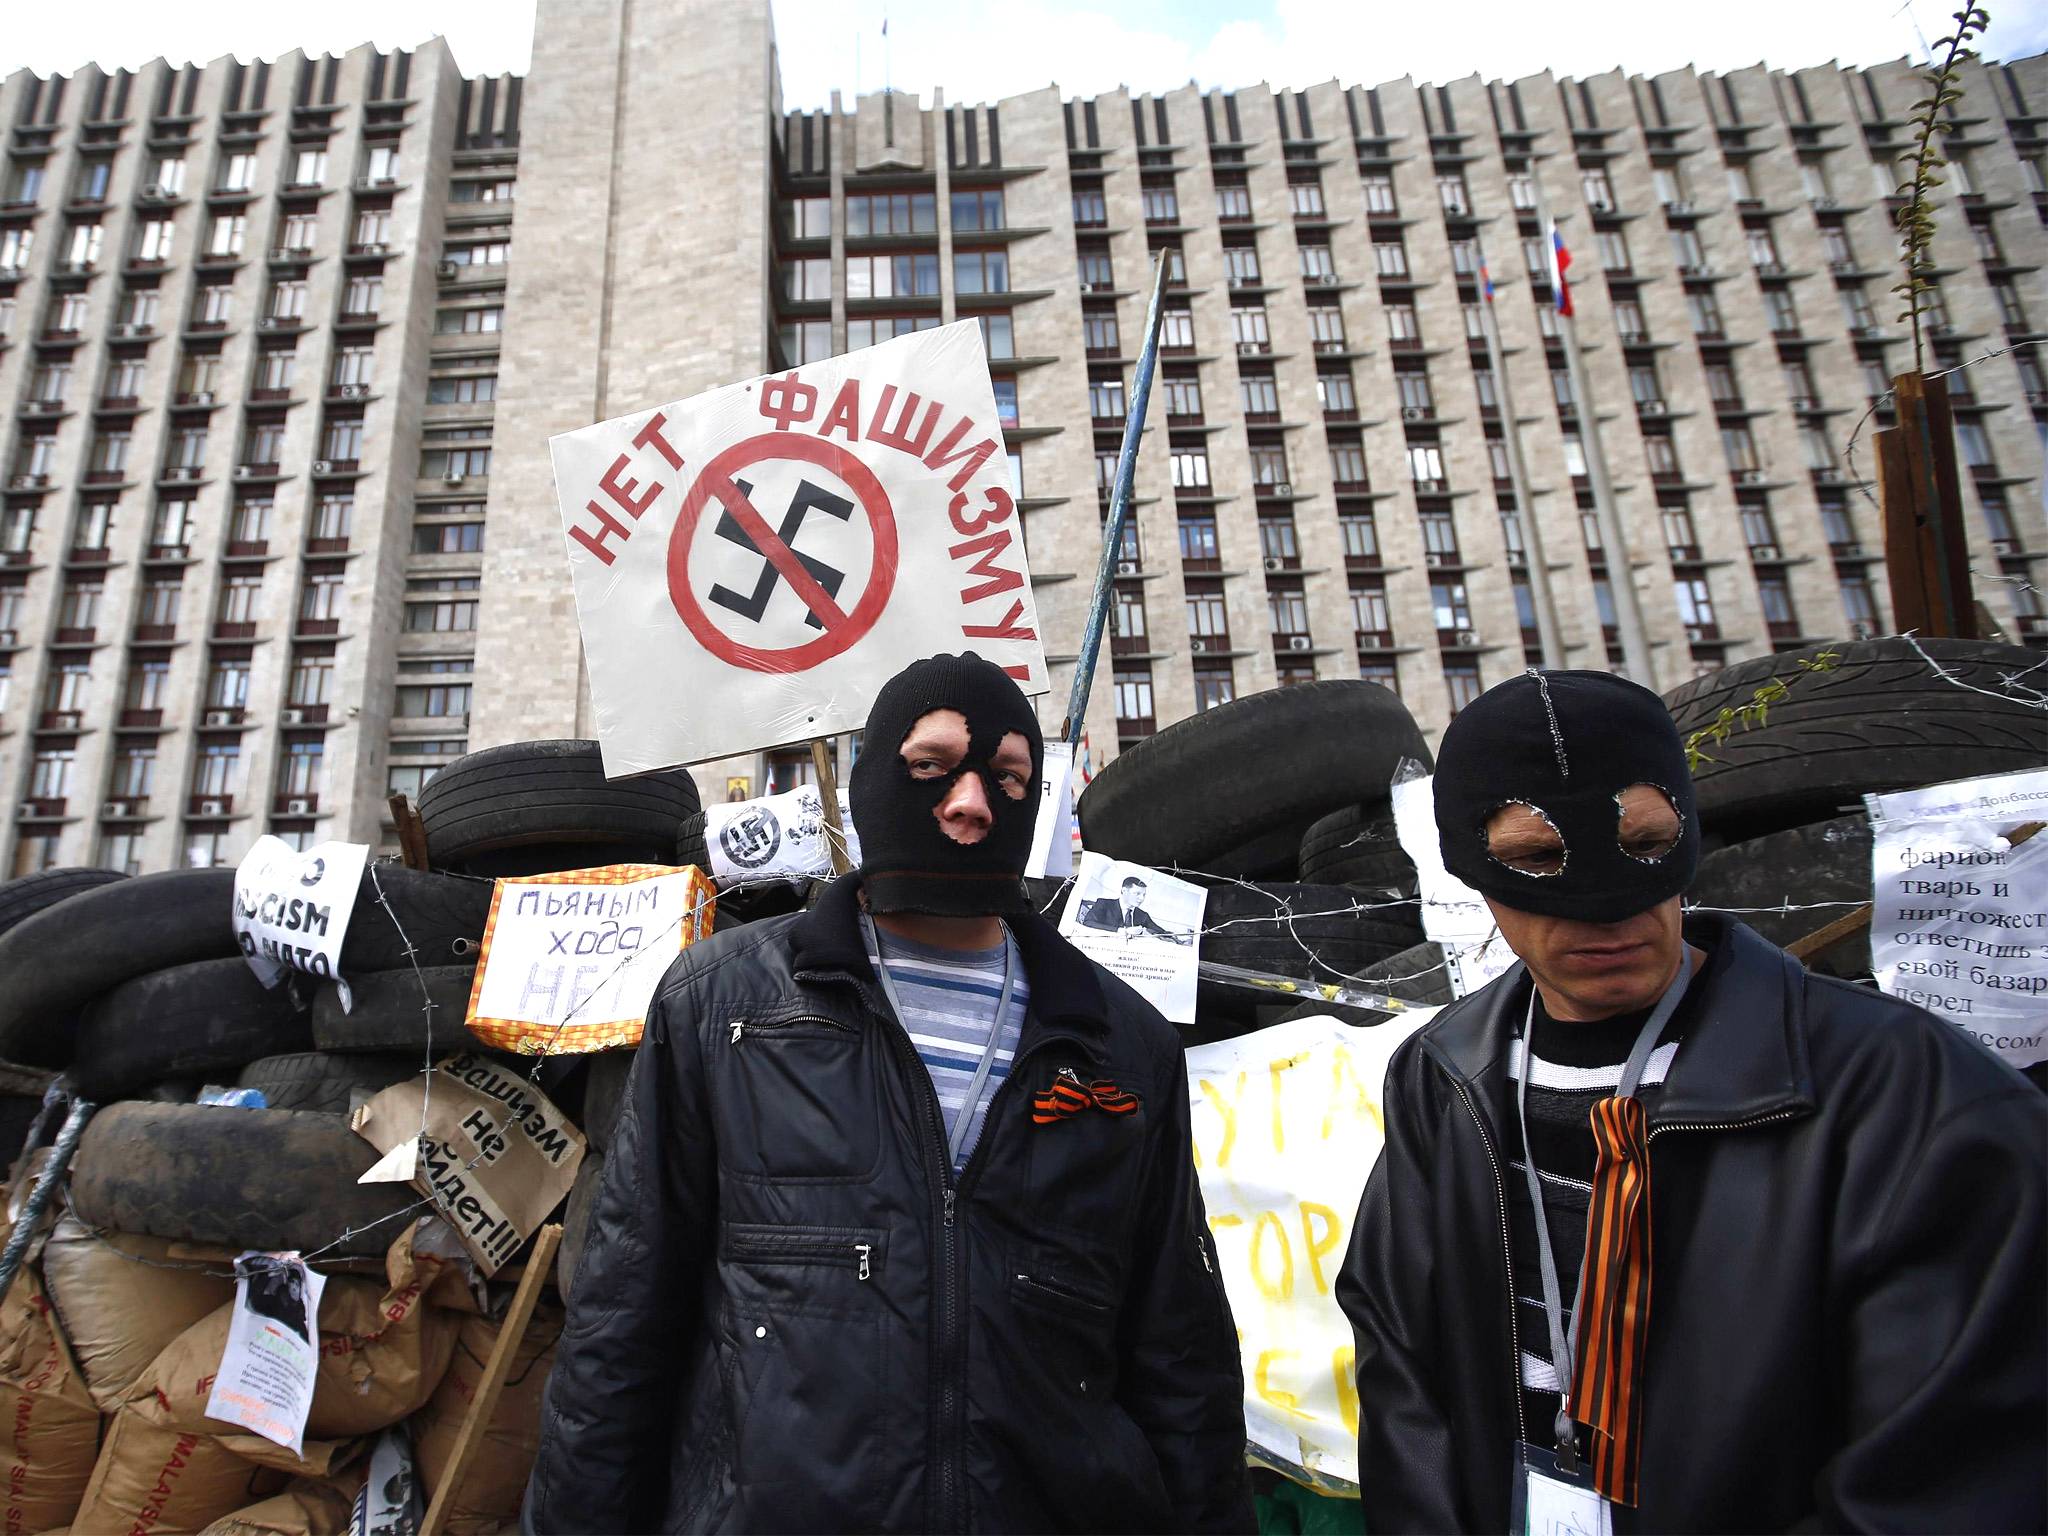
0,1092,95,1305
1062,252,1173,743
1476,250,1566,668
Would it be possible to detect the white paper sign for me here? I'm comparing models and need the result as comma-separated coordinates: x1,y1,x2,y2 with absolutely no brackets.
1868,767,2048,1068
205,1251,327,1455
1057,854,1205,1023
553,321,1049,775
233,836,370,992
1025,741,1076,880
1186,1011,1433,1487
1391,776,1516,996
469,868,710,1045
703,785,860,884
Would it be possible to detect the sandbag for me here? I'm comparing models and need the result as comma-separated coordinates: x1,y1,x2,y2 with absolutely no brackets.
0,1249,101,1533
74,1414,337,1536
412,1306,562,1533
40,1216,237,1412
199,1476,361,1536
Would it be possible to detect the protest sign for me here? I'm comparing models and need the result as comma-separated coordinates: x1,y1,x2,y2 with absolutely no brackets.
232,837,369,994
204,1253,326,1455
1390,775,1515,996
1186,1010,1432,1488
1058,854,1204,1023
553,320,1049,774
351,1052,586,1275
1025,740,1076,880
1867,767,2048,1068
704,785,860,884
465,864,715,1054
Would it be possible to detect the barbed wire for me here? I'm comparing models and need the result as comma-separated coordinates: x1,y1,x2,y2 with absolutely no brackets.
1842,337,2047,520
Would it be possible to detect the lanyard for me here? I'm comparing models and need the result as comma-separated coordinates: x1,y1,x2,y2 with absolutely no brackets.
1516,946,1692,1464
861,914,1020,1168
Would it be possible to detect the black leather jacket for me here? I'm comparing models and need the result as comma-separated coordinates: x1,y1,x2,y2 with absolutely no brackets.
1337,916,2047,1534
528,874,1255,1534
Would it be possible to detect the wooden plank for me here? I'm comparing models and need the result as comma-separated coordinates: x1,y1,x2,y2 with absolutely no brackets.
1879,371,1976,639
388,792,432,871
809,738,853,876
419,1222,563,1536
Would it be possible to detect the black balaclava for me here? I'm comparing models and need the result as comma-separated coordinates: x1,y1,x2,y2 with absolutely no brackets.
1434,668,1699,924
850,652,1044,918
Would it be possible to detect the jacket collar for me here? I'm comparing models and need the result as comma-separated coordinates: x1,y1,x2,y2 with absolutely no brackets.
792,873,1116,1058
1420,915,1817,1130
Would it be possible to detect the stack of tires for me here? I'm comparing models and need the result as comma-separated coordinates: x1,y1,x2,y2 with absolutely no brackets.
1071,679,1452,1036
1671,637,2048,979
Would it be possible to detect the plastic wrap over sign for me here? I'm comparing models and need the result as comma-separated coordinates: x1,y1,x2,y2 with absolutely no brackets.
705,785,860,884
552,321,1049,775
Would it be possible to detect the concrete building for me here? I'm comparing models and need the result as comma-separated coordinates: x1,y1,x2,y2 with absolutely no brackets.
2,2,2043,874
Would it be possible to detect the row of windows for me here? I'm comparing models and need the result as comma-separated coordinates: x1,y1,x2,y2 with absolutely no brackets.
2,144,403,213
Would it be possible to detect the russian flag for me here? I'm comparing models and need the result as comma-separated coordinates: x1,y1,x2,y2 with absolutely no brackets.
1546,221,1575,318
1479,259,1496,304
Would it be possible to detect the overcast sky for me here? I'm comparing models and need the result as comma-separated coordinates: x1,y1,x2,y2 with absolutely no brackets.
5,0,2045,101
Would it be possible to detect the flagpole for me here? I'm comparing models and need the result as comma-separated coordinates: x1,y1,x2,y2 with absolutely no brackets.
1538,197,1656,684
1475,245,1566,669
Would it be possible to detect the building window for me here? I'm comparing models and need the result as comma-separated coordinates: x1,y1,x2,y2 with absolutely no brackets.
1178,515,1219,564
1329,443,1369,486
1072,187,1107,226
845,191,936,235
1362,175,1397,214
1384,306,1419,343
1372,241,1408,277
1353,581,1393,636
1231,308,1271,348
1216,186,1253,221
1075,249,1114,289
1437,174,1471,215
848,252,942,298
404,578,480,632
1193,665,1236,711
1340,513,1379,563
299,571,346,624
435,306,503,334
289,653,334,707
1445,663,1484,713
1236,376,1275,417
1224,247,1262,286
1088,375,1126,421
1318,371,1356,414
1160,308,1196,349
1171,450,1211,490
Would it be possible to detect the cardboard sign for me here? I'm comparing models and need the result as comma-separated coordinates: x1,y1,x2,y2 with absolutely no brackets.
1391,776,1516,996
1867,767,2048,1068
1186,1011,1432,1489
233,836,369,992
351,1052,586,1275
1058,854,1205,1023
704,785,860,884
553,320,1049,774
466,864,715,1055
204,1252,326,1455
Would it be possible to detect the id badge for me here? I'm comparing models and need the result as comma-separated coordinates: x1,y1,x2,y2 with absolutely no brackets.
1509,1443,1613,1536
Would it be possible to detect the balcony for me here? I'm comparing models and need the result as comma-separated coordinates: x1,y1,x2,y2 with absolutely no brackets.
52,626,96,645
234,462,282,482
213,620,257,640
82,468,127,486
132,622,175,642
186,794,234,818
224,539,269,559
1272,632,1313,655
305,536,350,555
248,386,293,404
273,791,320,815
1117,716,1157,741
36,709,83,731
118,707,163,728
101,797,147,820
98,395,140,412
17,798,66,821
145,543,190,562
1355,630,1395,651
296,616,342,637
280,702,330,725
1766,619,1802,642
1109,633,1148,656
1187,631,1232,656
67,545,111,565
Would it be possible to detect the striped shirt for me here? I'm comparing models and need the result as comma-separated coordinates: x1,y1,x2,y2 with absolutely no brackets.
872,925,1029,1171
1503,943,1721,1447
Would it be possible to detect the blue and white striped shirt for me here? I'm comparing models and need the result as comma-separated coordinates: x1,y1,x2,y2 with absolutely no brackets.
871,925,1029,1171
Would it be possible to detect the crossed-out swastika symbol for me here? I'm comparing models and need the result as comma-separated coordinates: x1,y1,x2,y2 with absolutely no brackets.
707,477,854,631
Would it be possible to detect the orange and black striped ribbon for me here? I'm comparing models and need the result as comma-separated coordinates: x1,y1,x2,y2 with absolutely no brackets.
1030,1078,1138,1123
1568,1094,1653,1507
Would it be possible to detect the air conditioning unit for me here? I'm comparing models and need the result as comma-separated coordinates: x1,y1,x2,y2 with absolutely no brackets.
1814,196,1839,209
1679,262,1710,277
1755,260,1784,275
14,805,36,822
1236,341,1264,355
340,383,369,399
280,707,306,725
9,474,49,489
193,391,215,405
269,248,297,263
1425,551,1449,567
1685,624,1707,643
1114,559,1140,576
1272,482,1293,496
1286,634,1313,651
60,260,93,275
1591,199,1613,213
203,708,236,726
198,798,228,817
1263,556,1285,573
113,322,141,337
1734,468,1764,484
1750,542,1781,559
102,800,127,818
1414,478,1447,494
358,240,390,253
168,466,200,481
28,400,61,415
140,184,167,199
1639,400,1668,416
443,472,466,485
1813,467,1843,484
312,460,333,474
1402,406,1429,421
436,260,457,279
1189,636,1210,653
1454,628,1481,646
1837,541,1864,558
1228,274,1253,288
284,796,315,816
0,629,16,646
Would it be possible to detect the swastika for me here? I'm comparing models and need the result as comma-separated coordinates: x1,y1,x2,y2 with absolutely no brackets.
707,477,855,630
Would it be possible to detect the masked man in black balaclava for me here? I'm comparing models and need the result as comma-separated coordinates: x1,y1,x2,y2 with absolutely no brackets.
1336,669,2046,1536
529,653,1255,1536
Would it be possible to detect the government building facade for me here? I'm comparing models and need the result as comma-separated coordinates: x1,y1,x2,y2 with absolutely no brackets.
1,1,2042,872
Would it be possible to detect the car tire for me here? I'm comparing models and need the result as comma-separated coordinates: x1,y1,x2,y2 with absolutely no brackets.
236,1052,427,1114
0,867,128,940
1688,814,1874,977
417,740,701,873
72,959,313,1100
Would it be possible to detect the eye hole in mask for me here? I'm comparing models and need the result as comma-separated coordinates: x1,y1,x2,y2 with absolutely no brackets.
1616,782,1683,864
1483,801,1567,877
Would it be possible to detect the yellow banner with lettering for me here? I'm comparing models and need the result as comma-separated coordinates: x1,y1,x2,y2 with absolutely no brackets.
1188,1009,1433,1491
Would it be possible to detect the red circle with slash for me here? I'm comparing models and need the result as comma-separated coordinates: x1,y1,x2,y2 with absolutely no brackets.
667,433,900,672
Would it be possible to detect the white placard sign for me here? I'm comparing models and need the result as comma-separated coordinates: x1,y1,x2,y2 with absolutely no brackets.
205,1251,327,1455
1025,740,1077,880
1868,767,2048,1068
1390,775,1516,997
233,836,370,991
1057,853,1205,1023
1186,1011,1433,1488
704,785,861,884
553,321,1049,775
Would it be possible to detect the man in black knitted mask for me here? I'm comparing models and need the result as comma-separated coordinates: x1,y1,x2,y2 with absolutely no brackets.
849,651,1044,919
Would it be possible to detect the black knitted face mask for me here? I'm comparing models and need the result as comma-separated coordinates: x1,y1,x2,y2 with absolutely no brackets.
1434,669,1700,924
849,652,1043,917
